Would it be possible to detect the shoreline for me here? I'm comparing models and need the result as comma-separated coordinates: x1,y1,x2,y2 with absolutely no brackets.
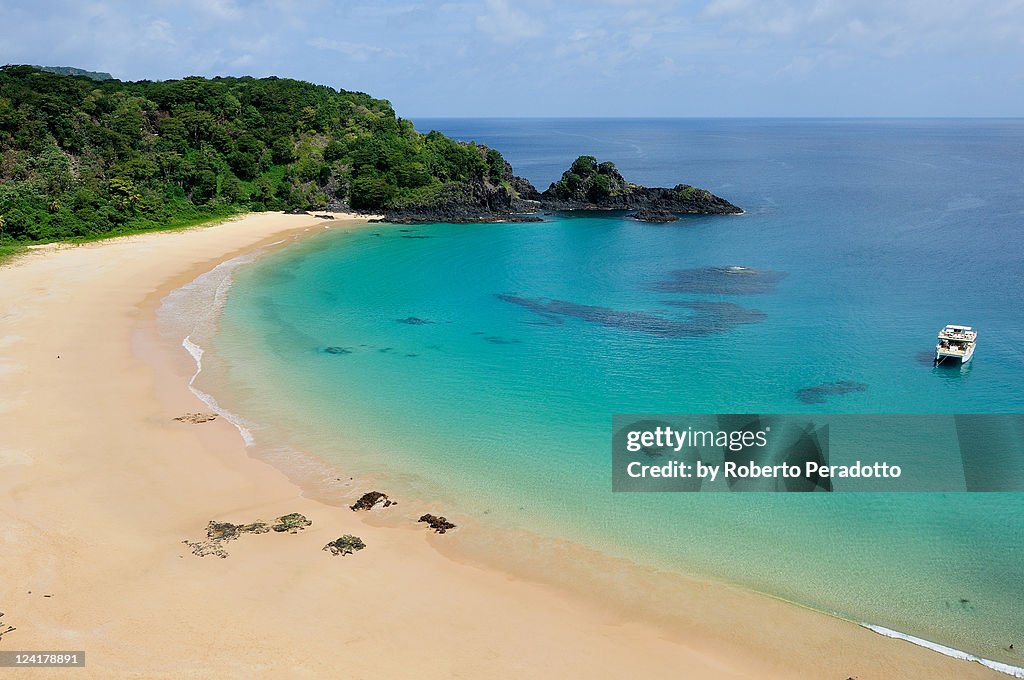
165,225,1024,676
0,212,1011,678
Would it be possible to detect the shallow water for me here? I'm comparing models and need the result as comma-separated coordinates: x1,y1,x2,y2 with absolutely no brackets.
179,119,1024,667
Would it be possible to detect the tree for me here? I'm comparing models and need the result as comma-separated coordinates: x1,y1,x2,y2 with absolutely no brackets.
571,155,598,177
350,174,395,208
588,173,611,201
220,174,244,204
0,65,520,240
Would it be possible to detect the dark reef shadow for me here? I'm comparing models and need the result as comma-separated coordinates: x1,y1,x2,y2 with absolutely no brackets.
483,335,521,345
497,294,765,338
795,381,868,404
651,266,786,295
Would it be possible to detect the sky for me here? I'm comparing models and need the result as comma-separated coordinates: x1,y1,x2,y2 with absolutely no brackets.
1,0,1022,117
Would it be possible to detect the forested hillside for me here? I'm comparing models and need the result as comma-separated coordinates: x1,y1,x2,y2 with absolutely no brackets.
0,66,518,242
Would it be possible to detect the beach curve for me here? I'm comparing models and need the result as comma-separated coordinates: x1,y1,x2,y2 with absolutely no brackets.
0,211,1010,679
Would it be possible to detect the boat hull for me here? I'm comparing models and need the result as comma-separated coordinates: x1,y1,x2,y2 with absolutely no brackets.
935,345,975,364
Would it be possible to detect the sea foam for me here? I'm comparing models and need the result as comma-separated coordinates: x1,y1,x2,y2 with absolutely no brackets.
158,250,266,447
862,624,1024,678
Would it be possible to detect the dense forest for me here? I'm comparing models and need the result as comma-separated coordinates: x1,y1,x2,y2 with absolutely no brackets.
0,65,519,243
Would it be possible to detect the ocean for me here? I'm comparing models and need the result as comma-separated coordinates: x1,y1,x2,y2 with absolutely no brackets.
162,119,1024,671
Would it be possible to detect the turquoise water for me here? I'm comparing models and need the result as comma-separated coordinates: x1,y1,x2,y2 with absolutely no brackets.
200,120,1024,666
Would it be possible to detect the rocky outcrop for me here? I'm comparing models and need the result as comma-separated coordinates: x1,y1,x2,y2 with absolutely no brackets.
173,412,218,424
376,181,542,224
183,520,269,558
418,514,456,534
540,156,741,215
323,535,366,556
183,514,311,557
632,209,680,223
350,491,395,511
376,154,739,223
271,513,312,533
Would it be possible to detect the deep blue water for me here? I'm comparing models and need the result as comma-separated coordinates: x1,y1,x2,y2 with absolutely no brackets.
196,119,1024,666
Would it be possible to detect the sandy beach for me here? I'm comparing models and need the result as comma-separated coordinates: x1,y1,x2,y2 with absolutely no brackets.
0,212,1007,679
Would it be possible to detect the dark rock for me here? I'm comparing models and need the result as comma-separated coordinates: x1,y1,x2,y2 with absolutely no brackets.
271,513,312,533
511,175,542,202
284,208,310,215
323,535,366,556
398,317,434,325
383,211,542,225
323,346,352,355
374,154,738,224
633,209,679,223
183,520,269,558
540,156,741,215
314,214,335,220
350,491,395,511
173,412,218,424
380,168,537,224
206,521,269,541
418,514,456,534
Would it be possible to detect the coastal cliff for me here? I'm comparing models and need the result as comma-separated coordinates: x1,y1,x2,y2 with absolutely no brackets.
374,154,543,224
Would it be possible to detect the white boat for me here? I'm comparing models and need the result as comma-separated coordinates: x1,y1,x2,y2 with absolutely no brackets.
935,324,977,364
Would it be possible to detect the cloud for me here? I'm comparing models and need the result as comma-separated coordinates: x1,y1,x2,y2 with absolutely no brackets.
698,0,1024,55
307,38,400,62
187,0,242,21
0,0,1021,115
475,0,544,43
143,18,176,45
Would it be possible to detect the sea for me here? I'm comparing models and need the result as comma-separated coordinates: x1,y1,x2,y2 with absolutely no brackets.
159,118,1024,673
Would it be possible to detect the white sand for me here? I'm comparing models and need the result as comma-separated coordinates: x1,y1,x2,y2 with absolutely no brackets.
0,212,1005,679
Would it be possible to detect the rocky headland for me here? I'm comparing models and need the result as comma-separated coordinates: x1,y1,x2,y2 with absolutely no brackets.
376,155,740,224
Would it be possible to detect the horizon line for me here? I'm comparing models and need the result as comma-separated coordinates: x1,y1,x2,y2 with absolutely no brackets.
408,115,1024,120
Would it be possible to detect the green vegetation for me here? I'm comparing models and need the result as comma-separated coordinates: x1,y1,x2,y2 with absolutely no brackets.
0,65,515,247
323,535,366,556
0,241,25,263
673,185,711,201
549,155,627,202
